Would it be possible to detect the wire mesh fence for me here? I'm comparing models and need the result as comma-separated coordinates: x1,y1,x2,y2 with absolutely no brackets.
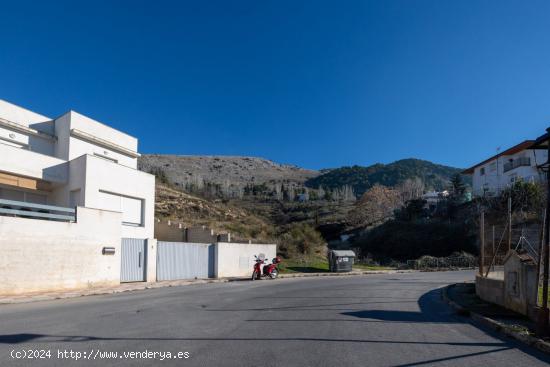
480,212,542,279
407,252,477,270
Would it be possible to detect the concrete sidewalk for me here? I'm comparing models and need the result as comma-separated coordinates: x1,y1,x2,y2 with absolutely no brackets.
0,269,413,305
443,282,550,355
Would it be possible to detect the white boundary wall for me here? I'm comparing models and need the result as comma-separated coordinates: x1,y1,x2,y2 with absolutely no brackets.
216,242,277,278
0,207,122,295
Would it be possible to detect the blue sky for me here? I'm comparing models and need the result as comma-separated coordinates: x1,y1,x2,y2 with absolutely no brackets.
1,1,549,170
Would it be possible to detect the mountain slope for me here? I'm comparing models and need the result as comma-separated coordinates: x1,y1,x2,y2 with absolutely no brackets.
305,158,468,197
154,183,275,241
139,155,318,190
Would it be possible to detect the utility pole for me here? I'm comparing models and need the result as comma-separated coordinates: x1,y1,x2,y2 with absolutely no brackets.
508,198,512,251
537,209,546,302
479,210,485,276
491,225,496,256
537,127,550,336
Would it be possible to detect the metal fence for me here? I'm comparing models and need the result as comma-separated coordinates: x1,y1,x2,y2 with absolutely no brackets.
157,242,215,281
479,209,542,279
407,253,477,270
0,198,75,222
121,238,147,282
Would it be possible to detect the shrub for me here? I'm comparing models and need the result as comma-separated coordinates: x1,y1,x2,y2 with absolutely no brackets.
352,219,477,261
278,223,327,258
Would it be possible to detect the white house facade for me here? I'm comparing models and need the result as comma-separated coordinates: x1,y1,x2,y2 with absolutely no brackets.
463,141,547,197
0,99,156,294
0,99,155,238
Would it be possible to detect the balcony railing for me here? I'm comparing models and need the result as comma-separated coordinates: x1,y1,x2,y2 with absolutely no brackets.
0,199,75,222
503,157,531,173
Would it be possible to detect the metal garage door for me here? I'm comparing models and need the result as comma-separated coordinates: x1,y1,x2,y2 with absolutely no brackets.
121,238,146,282
157,242,215,281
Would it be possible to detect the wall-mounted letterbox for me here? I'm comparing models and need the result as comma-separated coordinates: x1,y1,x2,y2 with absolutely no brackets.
102,247,116,255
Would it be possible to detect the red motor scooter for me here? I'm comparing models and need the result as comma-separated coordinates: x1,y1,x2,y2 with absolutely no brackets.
251,254,281,280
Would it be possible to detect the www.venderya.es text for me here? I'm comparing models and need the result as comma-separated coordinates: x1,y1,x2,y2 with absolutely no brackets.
10,349,191,361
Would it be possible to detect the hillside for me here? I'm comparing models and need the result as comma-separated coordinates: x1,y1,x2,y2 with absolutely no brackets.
140,155,469,242
139,155,318,193
155,184,276,242
305,159,468,197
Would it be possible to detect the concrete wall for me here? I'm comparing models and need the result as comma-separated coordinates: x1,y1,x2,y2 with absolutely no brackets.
155,221,185,242
476,251,538,320
0,207,122,295
0,99,56,156
155,223,230,244
476,275,505,306
53,112,71,160
504,255,538,318
185,227,217,243
83,154,155,239
0,143,67,184
0,99,51,127
216,242,277,278
55,111,138,169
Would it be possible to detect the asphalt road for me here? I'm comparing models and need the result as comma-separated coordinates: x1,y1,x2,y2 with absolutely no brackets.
0,270,549,367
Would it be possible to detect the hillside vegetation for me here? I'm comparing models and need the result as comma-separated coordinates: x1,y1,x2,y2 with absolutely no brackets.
306,158,468,197
155,184,276,242
139,155,318,199
141,154,471,263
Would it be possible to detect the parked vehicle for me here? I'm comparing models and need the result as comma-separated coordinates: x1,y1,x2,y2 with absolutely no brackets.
251,254,281,280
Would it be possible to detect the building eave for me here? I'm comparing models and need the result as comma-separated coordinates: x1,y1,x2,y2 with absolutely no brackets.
531,132,549,150
70,128,141,158
0,117,57,142
462,140,535,174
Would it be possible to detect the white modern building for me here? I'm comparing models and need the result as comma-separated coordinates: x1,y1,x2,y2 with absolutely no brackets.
463,141,547,197
0,99,156,294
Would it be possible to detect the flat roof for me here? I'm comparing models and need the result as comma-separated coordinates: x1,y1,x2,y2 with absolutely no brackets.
462,140,535,174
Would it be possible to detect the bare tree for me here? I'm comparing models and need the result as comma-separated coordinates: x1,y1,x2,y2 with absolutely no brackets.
348,184,401,227
396,177,425,204
317,185,326,200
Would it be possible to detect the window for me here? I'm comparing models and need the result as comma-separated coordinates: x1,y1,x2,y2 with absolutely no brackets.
489,162,496,172
480,167,485,176
121,196,142,225
97,190,143,226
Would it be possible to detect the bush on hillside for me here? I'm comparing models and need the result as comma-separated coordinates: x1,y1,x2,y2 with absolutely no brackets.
351,219,477,262
497,181,544,213
278,223,327,258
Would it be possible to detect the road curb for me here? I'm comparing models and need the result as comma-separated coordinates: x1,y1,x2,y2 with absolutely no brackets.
278,269,414,279
441,283,550,355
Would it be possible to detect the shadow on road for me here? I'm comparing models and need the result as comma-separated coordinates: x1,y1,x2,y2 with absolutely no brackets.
1,288,550,365
0,333,510,348
341,288,451,323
